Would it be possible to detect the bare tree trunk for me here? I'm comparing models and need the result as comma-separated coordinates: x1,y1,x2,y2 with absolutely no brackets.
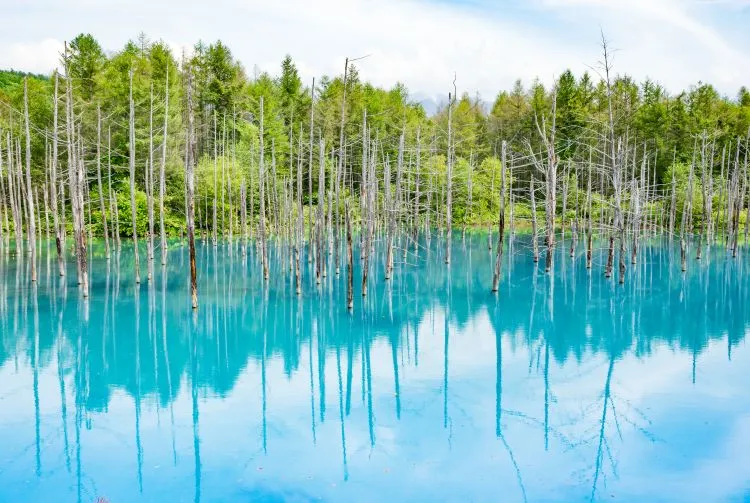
531,177,539,263
129,68,141,284
316,137,325,284
697,135,709,260
385,134,404,280
24,78,38,282
334,58,349,276
414,128,421,252
345,198,353,310
295,126,303,295
96,105,111,260
8,134,23,260
221,115,227,241
240,181,247,258
0,141,7,253
445,85,455,265
213,111,218,247
259,97,269,281
108,127,120,250
308,78,315,263
160,70,169,266
51,74,64,276
361,123,372,297
185,68,198,310
75,123,89,295
491,141,507,292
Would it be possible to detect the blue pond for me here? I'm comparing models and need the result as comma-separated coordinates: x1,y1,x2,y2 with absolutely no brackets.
0,235,749,502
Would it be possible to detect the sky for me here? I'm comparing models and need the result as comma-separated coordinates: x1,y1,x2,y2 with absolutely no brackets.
1,0,749,104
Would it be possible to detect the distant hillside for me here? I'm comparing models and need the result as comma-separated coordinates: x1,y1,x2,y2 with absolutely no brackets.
0,69,49,91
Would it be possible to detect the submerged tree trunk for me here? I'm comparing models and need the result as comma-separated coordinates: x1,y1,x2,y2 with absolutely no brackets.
445,87,455,265
160,70,169,266
96,105,111,261
259,97,269,281
345,198,353,310
531,177,539,263
129,68,141,284
51,74,64,276
185,68,198,310
147,84,155,281
24,78,38,282
491,141,507,293
308,78,315,264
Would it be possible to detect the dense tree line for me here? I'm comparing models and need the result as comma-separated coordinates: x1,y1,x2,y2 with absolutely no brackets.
1,33,747,237
0,32,748,302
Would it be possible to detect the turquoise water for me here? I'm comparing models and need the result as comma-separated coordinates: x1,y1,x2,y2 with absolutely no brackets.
1,236,749,502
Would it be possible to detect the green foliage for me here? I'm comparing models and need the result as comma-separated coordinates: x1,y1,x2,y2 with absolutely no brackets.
1,32,749,236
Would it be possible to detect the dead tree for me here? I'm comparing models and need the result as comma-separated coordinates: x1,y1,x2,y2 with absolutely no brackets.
185,67,198,309
147,84,155,281
51,74,64,275
24,78,38,282
529,87,558,273
129,68,141,284
96,105,110,260
345,198,353,310
445,84,455,265
258,97,269,281
531,177,539,263
159,70,169,266
491,141,507,292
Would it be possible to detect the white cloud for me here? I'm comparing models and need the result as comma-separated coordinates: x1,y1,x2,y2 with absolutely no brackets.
0,0,748,100
2,38,63,75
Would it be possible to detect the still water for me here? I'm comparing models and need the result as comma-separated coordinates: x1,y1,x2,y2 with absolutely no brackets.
1,236,749,502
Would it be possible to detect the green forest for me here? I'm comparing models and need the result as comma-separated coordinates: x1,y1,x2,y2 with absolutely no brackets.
0,32,749,240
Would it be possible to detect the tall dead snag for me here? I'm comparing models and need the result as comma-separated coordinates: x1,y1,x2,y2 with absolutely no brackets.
96,105,110,260
743,136,750,249
7,132,23,259
129,68,141,284
212,111,218,247
76,125,88,294
529,87,558,273
445,82,455,265
385,133,404,280
51,74,64,276
570,164,580,258
185,67,198,310
240,180,247,257
334,58,349,277
0,141,6,252
600,34,625,283
464,153,473,239
668,149,677,241
560,162,569,241
160,70,169,266
345,198,353,310
730,138,743,258
295,125,303,295
680,155,695,272
491,141,507,292
258,97,269,281
697,134,710,260
64,44,87,293
147,84,155,282
531,177,539,263
361,119,372,296
24,78,38,282
308,78,315,263
414,128,422,251
316,137,325,284
108,127,120,250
